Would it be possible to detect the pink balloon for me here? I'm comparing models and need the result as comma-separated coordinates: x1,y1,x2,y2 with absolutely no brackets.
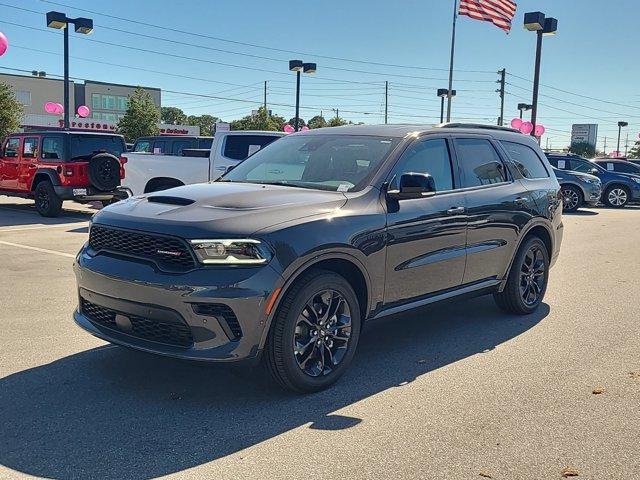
53,103,64,115
283,124,295,134
44,102,57,114
510,118,523,129
519,121,534,135
0,31,8,57
534,124,546,136
300,126,310,131
77,105,91,118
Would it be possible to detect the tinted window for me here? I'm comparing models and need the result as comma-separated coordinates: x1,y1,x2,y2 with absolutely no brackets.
198,138,213,149
42,136,65,160
172,140,192,156
69,135,124,161
152,141,166,154
223,134,401,192
455,138,507,187
223,135,280,160
390,138,453,191
22,138,39,158
613,162,640,174
134,140,151,152
4,138,20,157
501,141,549,179
570,160,598,174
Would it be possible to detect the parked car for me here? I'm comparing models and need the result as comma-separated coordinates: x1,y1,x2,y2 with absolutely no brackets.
73,124,563,392
121,130,285,196
0,131,127,217
546,153,640,208
552,167,601,212
131,135,213,155
593,158,640,175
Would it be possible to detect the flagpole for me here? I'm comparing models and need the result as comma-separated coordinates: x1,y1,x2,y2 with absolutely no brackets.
446,0,458,123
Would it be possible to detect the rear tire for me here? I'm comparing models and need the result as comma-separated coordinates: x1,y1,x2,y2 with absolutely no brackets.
561,185,582,213
263,269,361,393
494,236,549,315
603,185,630,208
34,181,63,217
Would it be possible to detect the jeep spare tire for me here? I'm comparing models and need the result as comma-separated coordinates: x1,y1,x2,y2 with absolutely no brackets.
88,153,121,191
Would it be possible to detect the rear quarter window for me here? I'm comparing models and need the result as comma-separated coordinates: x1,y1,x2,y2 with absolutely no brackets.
501,141,549,179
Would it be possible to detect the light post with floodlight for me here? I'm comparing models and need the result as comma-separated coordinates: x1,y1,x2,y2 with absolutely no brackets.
46,11,93,130
437,89,455,123
524,12,557,138
289,60,316,132
617,121,628,156
517,103,532,119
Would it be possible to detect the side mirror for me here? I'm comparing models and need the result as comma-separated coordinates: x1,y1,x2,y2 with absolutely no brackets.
589,168,599,175
225,164,236,174
388,172,436,200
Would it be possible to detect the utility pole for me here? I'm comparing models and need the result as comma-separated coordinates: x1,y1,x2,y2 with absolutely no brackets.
625,132,629,157
497,68,506,126
264,81,267,114
384,81,389,124
603,136,607,155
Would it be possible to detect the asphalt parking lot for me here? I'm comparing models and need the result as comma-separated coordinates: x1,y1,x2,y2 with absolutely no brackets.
1,197,639,480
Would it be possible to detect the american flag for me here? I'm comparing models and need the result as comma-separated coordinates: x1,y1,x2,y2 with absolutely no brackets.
458,0,517,32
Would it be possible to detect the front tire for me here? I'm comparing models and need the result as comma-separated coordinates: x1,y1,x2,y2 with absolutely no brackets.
603,185,630,208
263,270,361,393
34,181,63,217
561,185,582,213
494,236,549,315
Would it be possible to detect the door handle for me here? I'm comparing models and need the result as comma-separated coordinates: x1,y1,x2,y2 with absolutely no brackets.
514,197,527,205
447,206,465,215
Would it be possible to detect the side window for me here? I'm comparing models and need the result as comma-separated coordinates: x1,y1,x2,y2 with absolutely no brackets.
23,137,39,159
614,162,638,174
569,160,594,174
134,140,151,153
4,138,20,157
501,141,549,179
152,141,166,154
389,138,454,191
455,138,507,187
198,138,213,149
42,137,65,160
223,135,280,161
172,140,192,156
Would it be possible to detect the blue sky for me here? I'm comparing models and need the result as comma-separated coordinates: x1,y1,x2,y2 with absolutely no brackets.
1,0,639,151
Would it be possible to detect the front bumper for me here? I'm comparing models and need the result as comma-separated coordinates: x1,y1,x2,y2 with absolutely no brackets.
73,248,282,362
583,183,601,206
54,185,128,202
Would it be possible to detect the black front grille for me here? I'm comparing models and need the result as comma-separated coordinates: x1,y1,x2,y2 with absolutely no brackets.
193,303,242,341
89,224,195,271
81,298,193,348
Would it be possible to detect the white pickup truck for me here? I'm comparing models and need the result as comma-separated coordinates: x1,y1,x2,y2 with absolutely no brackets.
120,130,284,195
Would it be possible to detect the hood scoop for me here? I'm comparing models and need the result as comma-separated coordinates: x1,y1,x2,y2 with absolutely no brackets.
147,195,195,206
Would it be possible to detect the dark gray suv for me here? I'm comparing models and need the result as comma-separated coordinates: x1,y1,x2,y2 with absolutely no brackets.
73,124,563,392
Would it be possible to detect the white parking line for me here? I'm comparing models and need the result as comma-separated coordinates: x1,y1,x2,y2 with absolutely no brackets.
0,240,76,258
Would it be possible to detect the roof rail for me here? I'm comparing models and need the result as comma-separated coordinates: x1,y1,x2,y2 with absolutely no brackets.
435,122,520,133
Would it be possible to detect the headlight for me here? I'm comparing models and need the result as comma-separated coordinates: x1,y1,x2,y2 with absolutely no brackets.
189,239,272,265
576,175,599,185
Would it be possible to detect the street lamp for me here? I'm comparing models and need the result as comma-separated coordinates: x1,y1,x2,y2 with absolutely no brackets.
289,60,316,132
46,11,93,130
437,88,455,123
617,121,628,156
517,103,532,119
524,11,557,139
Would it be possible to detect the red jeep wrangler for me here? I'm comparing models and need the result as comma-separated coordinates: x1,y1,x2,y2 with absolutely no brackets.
0,131,127,217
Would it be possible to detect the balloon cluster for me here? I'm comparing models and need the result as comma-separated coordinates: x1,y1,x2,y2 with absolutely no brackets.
283,125,309,134
44,102,64,115
511,118,545,136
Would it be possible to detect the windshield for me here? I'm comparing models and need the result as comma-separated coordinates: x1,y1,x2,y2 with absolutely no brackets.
222,134,401,192
70,135,125,161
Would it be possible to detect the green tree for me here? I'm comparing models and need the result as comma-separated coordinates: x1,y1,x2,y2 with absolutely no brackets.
0,82,23,140
288,117,306,128
116,87,160,142
186,114,219,136
161,106,187,125
568,141,596,158
230,107,281,131
327,115,349,127
629,141,640,159
307,115,327,129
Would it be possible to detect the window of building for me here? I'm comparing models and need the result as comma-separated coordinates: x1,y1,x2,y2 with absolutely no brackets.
15,90,31,106
389,138,454,192
92,93,101,110
501,141,549,179
455,138,507,187
42,136,65,160
117,96,128,111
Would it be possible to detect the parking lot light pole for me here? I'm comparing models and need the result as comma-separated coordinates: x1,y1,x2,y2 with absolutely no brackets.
46,11,93,130
524,12,557,139
517,103,532,119
289,60,316,132
437,89,455,123
617,121,628,156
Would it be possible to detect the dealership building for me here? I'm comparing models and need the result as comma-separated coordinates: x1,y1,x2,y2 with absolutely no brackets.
0,72,198,135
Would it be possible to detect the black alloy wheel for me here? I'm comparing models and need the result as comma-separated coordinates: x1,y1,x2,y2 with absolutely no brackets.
34,181,63,217
293,290,352,377
519,244,546,307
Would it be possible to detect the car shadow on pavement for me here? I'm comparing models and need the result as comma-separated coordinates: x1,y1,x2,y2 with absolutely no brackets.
0,296,548,480
564,210,598,216
0,202,93,228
